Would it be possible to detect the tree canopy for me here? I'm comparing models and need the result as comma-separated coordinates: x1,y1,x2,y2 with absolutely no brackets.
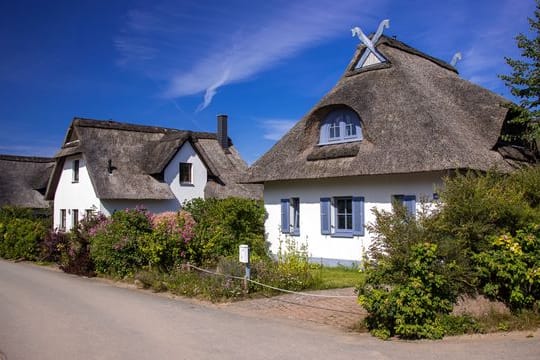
499,0,540,154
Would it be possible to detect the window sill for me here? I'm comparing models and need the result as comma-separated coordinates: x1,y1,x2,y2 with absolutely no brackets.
71,181,79,184
331,232,354,238
317,138,362,146
180,182,194,187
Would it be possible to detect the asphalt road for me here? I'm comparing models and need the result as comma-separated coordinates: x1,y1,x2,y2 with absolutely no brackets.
1,260,539,360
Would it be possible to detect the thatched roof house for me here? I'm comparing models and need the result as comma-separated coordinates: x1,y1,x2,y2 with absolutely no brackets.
248,31,534,265
248,36,531,183
0,155,54,209
46,117,261,202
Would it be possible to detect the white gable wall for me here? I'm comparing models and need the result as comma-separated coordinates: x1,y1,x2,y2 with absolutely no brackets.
264,172,444,265
53,155,100,231
165,141,207,204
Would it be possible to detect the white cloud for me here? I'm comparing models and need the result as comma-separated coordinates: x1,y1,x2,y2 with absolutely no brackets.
115,0,383,110
260,119,297,141
457,0,535,92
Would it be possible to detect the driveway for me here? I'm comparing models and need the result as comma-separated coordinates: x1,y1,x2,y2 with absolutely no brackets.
1,259,539,360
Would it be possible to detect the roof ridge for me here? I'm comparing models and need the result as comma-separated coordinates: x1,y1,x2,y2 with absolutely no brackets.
0,154,54,163
377,35,457,73
73,117,183,134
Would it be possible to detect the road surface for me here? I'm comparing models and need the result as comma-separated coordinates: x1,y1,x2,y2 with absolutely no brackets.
0,259,539,359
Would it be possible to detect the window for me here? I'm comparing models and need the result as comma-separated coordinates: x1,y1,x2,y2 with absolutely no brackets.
335,197,353,233
319,109,363,144
60,209,66,231
85,209,94,219
280,197,300,236
72,209,79,229
179,163,192,184
72,159,80,183
392,194,416,217
320,196,364,237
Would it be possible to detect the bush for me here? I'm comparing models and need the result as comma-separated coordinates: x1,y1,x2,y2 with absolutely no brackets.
359,242,456,339
474,226,540,311
182,197,267,265
0,216,47,260
57,213,103,276
138,211,195,271
89,208,152,277
41,229,68,263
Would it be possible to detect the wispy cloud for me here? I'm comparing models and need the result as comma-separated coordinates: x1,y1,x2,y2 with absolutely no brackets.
260,119,297,141
456,0,535,93
115,0,383,111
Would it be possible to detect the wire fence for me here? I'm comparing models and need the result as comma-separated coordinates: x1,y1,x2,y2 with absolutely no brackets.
186,263,358,299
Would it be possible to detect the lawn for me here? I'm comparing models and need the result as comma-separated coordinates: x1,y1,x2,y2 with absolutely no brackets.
310,265,364,290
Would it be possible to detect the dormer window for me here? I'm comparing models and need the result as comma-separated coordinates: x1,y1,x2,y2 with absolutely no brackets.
319,109,363,145
72,159,80,183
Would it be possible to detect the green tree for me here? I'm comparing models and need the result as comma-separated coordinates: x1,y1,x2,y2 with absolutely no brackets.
499,0,540,153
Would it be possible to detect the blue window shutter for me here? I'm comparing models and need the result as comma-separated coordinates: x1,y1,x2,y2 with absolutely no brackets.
404,195,416,217
280,199,290,233
320,197,331,235
352,196,365,236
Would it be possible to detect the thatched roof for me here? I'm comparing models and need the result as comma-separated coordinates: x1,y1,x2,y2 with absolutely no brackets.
45,118,261,200
248,36,530,183
0,155,54,208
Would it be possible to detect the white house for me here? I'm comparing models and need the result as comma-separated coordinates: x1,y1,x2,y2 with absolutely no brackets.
46,116,261,231
248,25,530,265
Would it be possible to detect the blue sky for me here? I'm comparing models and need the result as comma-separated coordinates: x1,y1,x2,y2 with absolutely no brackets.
0,0,535,164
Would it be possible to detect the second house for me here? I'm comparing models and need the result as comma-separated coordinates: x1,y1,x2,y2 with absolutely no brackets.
46,116,261,231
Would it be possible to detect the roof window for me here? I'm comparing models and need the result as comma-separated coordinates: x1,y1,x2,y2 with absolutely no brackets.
319,109,363,145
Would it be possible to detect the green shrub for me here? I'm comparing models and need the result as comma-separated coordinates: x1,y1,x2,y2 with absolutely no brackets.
89,208,152,277
435,169,540,253
0,217,46,260
359,242,456,339
182,197,267,265
474,226,540,311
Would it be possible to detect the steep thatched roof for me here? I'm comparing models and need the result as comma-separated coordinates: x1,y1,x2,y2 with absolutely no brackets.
0,155,54,208
45,118,261,200
248,36,529,183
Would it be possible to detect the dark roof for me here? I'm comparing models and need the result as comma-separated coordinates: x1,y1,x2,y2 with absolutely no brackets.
0,155,54,208
46,118,261,200
248,35,527,183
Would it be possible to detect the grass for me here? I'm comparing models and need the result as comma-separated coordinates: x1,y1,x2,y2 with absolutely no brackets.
310,265,364,290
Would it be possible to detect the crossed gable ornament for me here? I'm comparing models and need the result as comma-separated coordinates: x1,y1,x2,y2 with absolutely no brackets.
351,19,390,69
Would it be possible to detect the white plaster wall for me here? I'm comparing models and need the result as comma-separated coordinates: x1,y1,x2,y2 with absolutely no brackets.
264,172,444,263
165,142,207,205
53,155,100,230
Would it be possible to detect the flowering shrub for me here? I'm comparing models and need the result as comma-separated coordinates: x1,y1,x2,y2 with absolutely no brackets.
474,226,540,311
139,210,196,271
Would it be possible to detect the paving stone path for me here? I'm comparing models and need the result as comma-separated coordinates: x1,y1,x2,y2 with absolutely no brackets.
217,287,367,330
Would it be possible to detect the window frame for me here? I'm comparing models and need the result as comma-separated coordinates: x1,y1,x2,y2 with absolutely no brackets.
72,159,80,183
320,196,365,237
392,194,416,217
60,209,66,231
179,162,193,185
334,197,353,236
319,109,363,145
72,209,79,229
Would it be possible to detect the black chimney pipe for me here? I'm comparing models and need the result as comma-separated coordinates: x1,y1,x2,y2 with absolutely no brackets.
217,114,229,152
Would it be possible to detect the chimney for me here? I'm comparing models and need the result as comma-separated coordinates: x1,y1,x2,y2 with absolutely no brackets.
217,114,229,152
